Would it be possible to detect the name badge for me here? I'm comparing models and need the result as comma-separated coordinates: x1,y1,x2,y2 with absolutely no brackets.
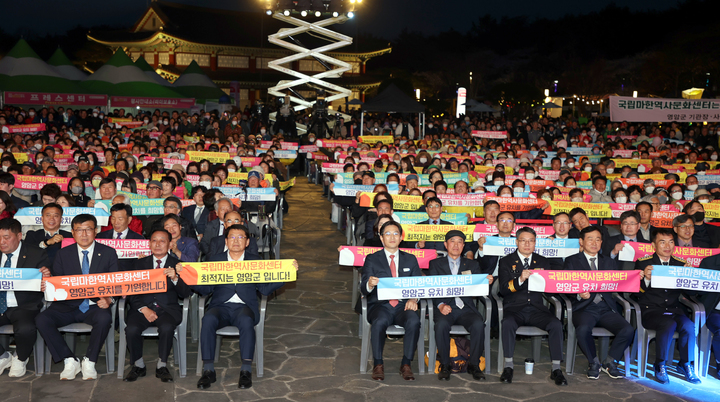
403,268,410,272
462,270,471,275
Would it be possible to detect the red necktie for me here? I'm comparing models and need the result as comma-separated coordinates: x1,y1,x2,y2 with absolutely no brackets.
156,260,162,269
389,255,398,307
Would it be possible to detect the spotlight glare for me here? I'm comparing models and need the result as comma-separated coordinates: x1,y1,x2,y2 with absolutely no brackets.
332,11,339,17
301,10,308,16
347,11,354,18
266,10,273,15
315,10,321,17
283,9,290,15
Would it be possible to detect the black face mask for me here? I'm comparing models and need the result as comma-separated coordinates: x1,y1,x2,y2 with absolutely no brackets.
354,178,363,185
693,211,705,223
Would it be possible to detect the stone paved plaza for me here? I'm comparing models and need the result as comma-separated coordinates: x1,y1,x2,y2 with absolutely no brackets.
2,178,720,401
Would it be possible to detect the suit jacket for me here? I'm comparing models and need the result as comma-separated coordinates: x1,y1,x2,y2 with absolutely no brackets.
182,205,210,235
602,233,650,270
10,194,29,209
96,228,145,240
414,219,454,252
24,229,72,266
636,253,686,314
4,243,50,311
360,249,422,311
208,235,258,260
200,218,222,255
498,251,553,314
126,254,192,322
192,251,283,325
50,242,119,312
427,256,482,316
563,252,620,313
672,234,710,249
697,254,720,313
173,236,200,262
477,235,514,278
693,223,720,249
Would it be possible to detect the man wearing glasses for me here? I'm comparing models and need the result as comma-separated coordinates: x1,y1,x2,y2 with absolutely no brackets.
672,214,709,248
603,211,650,270
415,197,453,252
207,211,259,257
361,221,422,381
565,226,636,380
498,227,567,385
190,224,296,390
36,214,119,381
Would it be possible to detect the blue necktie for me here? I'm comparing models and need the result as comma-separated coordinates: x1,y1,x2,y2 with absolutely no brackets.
0,253,12,315
79,250,90,313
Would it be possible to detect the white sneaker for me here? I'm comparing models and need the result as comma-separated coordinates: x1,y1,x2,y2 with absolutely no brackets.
81,357,97,380
8,355,28,377
60,357,81,380
0,353,12,376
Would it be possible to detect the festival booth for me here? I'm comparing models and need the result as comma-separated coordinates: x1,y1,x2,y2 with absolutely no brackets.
172,60,227,106
134,56,172,87
360,83,426,138
47,48,88,81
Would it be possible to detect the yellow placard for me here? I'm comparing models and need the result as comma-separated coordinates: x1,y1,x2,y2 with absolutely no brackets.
13,153,29,163
705,202,720,220
186,151,231,164
402,224,475,242
358,136,394,144
547,201,612,218
358,193,424,211
279,177,296,191
611,159,652,168
226,172,274,184
179,260,297,285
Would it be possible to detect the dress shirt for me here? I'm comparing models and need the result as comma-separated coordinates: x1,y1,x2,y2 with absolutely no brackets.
678,238,693,248
78,242,97,305
1,242,22,307
113,228,129,239
517,251,532,286
225,251,245,304
366,249,400,293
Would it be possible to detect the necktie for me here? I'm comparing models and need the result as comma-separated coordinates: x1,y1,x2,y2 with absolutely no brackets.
195,207,203,223
389,255,398,307
663,261,669,266
523,257,529,270
156,260,162,269
453,260,464,309
116,232,123,239
79,250,90,313
0,253,12,315
433,220,438,225
590,257,602,304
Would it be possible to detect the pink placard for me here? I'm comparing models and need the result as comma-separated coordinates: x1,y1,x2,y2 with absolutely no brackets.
12,174,70,191
4,91,107,106
338,246,437,269
471,130,508,139
3,123,46,133
528,270,641,293
619,241,720,268
473,224,555,238
110,96,195,109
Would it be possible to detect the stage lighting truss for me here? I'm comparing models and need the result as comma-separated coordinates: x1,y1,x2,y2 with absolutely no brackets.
263,0,359,19
266,11,354,125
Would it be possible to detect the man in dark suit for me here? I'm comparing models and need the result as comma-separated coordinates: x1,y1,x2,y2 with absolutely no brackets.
207,211,259,258
602,210,650,270
564,226,636,380
199,197,234,255
0,218,50,377
122,229,192,383
0,173,30,209
97,203,145,271
182,186,210,239
635,201,658,243
361,220,422,381
498,227,567,386
673,213,710,248
24,203,71,266
568,208,610,240
35,214,119,381
683,201,720,248
698,253,720,379
635,228,701,385
428,230,492,381
414,197,453,252
191,224,292,390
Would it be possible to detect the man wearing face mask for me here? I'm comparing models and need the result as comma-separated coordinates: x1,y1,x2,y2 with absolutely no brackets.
682,201,720,248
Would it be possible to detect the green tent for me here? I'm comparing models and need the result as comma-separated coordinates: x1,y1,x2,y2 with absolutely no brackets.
173,61,226,104
134,56,170,87
0,39,85,93
81,48,184,97
47,48,87,81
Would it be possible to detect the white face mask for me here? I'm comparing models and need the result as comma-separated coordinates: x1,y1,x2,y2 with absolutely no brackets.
712,155,718,161
571,197,583,203
353,158,360,164
260,128,266,133
29,111,35,116
591,127,596,132
645,186,655,193
441,163,446,168
541,196,552,201
501,193,512,198
637,165,646,173
513,188,524,193
615,197,627,203
685,158,690,163
687,184,698,191
334,152,341,159
228,168,236,173
163,120,169,125
525,173,534,180
494,180,504,186
567,162,575,169
93,113,98,117
630,194,641,202
419,158,427,163
427,124,433,129
671,192,683,200
584,166,592,172
144,119,149,124
199,181,212,189
699,199,710,204
606,168,614,174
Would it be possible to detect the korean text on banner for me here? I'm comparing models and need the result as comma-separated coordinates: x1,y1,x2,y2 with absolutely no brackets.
473,224,555,240
609,96,720,122
358,193,424,210
0,268,43,291
61,239,150,259
15,207,110,226
485,197,544,212
97,199,164,216
44,270,167,301
179,260,297,285
402,224,475,242
618,241,720,267
185,151,231,163
528,270,640,294
547,201,612,218
12,174,70,191
338,246,437,269
377,274,489,300
482,237,580,259
650,265,720,292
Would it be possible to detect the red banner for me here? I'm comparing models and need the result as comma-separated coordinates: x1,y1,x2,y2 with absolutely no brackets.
12,174,70,191
2,123,46,133
484,196,543,212
3,91,107,106
338,246,438,268
44,270,167,301
110,96,195,109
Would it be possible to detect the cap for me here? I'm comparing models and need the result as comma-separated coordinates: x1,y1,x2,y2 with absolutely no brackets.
559,169,571,176
41,157,55,164
147,180,162,188
362,171,375,178
248,170,262,180
406,174,419,182
22,161,35,168
77,155,89,163
67,164,79,172
445,230,466,242
706,183,720,191
694,189,710,198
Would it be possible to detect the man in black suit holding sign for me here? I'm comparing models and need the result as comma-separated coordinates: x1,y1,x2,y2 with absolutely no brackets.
24,203,71,267
361,220,423,381
427,229,492,381
564,226,636,380
36,214,119,381
498,227,567,386
122,229,192,383
0,218,50,377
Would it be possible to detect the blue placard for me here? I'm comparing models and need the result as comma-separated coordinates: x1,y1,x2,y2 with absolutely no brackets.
376,274,489,300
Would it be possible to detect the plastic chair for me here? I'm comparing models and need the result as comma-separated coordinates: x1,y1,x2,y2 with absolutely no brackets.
626,294,703,378
426,297,492,374
560,293,632,376
0,326,44,376
43,304,116,374
116,296,191,379
195,294,268,377
493,286,563,374
359,296,426,374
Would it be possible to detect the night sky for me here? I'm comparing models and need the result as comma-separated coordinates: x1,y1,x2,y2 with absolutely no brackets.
0,0,681,40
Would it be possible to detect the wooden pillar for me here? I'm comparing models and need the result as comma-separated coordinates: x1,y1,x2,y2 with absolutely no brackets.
210,51,217,71
250,56,257,72
361,61,366,74
168,48,175,66
152,51,158,68
249,88,256,105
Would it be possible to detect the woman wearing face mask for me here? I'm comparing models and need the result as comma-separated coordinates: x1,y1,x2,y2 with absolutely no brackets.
627,186,643,203
537,189,553,201
563,176,577,189
68,177,92,207
497,185,514,198
611,188,629,204
569,188,585,203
